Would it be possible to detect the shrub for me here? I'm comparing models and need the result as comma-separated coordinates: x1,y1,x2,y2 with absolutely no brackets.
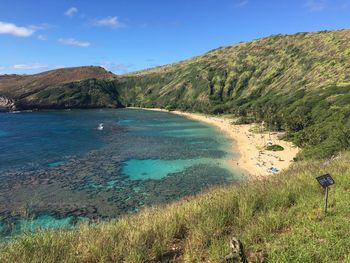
266,144,284,151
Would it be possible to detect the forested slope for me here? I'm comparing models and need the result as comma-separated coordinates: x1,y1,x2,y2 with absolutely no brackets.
3,29,350,159
116,29,350,159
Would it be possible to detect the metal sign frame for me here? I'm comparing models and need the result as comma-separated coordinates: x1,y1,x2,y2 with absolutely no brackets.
316,174,335,188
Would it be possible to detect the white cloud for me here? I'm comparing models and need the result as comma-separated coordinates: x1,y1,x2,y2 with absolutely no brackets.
0,21,34,37
93,16,123,28
38,34,47,41
13,63,49,70
59,38,91,47
65,7,78,17
304,0,326,11
10,63,65,73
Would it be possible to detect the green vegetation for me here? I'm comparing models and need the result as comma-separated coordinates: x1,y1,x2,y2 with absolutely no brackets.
1,152,350,262
3,29,350,262
249,124,267,134
266,144,284,151
5,29,350,159
112,29,350,160
21,78,122,109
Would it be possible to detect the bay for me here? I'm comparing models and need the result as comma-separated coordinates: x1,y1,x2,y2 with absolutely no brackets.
0,109,243,236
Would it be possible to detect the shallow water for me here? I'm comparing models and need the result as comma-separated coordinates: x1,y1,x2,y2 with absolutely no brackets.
0,109,243,236
122,158,211,180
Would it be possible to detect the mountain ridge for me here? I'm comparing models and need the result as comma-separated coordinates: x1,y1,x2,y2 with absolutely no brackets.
0,66,116,110
0,66,115,99
2,28,350,159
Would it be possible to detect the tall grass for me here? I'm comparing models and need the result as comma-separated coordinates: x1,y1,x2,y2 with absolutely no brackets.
1,153,350,262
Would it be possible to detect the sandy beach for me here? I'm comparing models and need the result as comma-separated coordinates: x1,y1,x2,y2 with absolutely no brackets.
132,108,299,179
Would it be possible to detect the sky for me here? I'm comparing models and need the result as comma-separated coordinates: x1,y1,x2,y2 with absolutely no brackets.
1,0,350,75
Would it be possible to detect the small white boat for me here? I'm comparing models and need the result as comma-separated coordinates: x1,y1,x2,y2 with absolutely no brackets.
97,123,104,130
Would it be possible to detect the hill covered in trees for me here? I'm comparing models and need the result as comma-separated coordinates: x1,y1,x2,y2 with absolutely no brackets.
2,29,350,159
117,29,350,160
0,66,116,110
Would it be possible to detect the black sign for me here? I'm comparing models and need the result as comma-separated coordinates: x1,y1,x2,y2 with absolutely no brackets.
316,174,335,188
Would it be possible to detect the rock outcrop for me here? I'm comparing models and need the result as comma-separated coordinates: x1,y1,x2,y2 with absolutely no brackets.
0,96,16,111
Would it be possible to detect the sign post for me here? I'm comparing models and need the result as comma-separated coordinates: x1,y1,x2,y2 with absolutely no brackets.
316,174,335,214
324,186,329,214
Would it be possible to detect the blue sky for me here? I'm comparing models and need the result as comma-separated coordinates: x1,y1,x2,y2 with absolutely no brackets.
1,0,350,74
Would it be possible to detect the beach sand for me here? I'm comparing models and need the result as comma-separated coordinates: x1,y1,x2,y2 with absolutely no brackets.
132,108,300,180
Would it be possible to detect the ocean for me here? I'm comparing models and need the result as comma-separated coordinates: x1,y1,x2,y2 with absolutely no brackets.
0,108,243,236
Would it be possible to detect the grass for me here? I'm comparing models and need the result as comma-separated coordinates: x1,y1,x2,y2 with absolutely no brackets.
249,124,267,134
1,152,350,262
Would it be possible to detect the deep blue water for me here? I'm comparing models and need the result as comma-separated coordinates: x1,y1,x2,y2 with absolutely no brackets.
0,109,242,236
0,110,104,169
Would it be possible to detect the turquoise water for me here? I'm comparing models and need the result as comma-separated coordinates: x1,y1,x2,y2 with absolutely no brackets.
0,109,242,236
0,130,9,137
0,214,88,237
160,128,212,137
116,119,133,124
123,159,204,180
48,161,65,167
17,215,80,231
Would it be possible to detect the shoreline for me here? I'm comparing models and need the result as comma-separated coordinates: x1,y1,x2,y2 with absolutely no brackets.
131,107,299,180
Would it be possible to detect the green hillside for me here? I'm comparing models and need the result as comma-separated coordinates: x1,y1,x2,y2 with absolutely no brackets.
21,78,122,109
1,152,349,262
3,29,350,159
115,29,350,160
